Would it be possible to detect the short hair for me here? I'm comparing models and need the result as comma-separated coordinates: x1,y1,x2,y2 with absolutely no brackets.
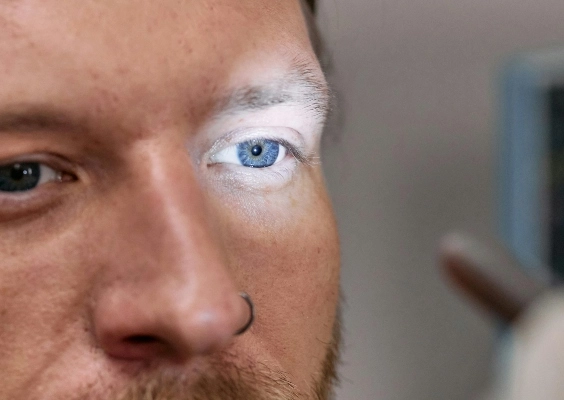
300,0,323,64
305,0,316,14
299,0,341,143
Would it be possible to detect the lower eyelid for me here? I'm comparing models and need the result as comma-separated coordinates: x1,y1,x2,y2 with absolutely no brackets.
209,156,298,185
0,182,72,222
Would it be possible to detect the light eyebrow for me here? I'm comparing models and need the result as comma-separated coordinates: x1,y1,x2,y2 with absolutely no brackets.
213,59,332,122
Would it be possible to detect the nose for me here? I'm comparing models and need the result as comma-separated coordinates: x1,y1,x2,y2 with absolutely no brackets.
91,144,250,361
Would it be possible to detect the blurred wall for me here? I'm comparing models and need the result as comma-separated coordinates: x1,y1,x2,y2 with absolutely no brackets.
317,1,564,399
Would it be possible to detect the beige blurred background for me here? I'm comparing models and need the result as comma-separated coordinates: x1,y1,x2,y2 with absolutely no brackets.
317,1,564,399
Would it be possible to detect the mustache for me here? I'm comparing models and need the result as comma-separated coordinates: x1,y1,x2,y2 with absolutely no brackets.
109,357,301,400
112,308,342,400
85,307,342,400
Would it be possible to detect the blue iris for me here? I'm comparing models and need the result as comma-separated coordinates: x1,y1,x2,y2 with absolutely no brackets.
237,139,280,168
0,163,41,192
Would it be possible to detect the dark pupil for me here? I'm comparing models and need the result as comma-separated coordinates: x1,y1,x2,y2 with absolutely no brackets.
251,145,263,156
11,164,30,181
0,163,41,192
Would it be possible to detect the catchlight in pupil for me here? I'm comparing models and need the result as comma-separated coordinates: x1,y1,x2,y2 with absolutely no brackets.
251,145,263,156
11,164,31,181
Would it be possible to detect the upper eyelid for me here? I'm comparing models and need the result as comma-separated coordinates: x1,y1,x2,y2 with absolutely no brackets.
0,155,59,170
206,128,285,155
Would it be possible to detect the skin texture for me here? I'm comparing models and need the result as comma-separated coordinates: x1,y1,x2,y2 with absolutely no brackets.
0,1,340,399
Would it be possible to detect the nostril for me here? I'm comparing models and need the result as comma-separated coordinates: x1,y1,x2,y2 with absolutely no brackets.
112,335,170,359
124,335,161,345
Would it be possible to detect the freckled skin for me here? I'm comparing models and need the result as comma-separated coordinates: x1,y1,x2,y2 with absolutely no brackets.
0,1,340,399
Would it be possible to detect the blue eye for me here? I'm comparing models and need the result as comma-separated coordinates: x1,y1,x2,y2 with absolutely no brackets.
0,162,60,192
236,139,281,168
212,138,287,168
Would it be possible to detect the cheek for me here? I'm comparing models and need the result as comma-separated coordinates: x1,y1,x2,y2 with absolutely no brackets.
0,229,92,396
208,169,340,377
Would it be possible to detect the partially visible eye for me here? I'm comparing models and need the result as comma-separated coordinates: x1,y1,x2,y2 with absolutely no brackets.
0,162,62,193
211,139,287,168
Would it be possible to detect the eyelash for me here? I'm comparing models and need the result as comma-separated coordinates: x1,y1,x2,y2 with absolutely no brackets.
275,138,310,165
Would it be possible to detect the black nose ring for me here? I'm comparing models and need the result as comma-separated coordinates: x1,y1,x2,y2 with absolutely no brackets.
235,292,255,335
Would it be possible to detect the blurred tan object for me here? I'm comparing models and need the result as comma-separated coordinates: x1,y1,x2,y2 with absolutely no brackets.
439,232,549,324
501,292,564,399
440,232,564,399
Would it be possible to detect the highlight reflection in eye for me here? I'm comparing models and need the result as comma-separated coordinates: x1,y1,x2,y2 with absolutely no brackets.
0,162,61,192
212,139,287,168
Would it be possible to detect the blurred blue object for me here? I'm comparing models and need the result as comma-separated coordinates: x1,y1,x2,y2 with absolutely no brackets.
501,48,564,281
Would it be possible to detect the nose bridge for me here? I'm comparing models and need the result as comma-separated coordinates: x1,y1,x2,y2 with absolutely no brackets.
127,144,216,270
93,142,248,360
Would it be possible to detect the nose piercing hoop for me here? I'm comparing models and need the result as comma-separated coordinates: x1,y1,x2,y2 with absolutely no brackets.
235,292,255,335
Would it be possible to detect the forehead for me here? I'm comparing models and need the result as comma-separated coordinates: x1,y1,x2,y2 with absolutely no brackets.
0,0,310,62
0,0,315,131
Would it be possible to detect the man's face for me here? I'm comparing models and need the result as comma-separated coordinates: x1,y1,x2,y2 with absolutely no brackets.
0,0,340,399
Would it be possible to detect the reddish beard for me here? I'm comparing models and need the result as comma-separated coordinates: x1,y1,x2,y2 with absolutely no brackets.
115,364,300,400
